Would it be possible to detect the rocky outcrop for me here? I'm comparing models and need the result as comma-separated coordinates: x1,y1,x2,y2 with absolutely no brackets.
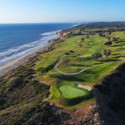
94,63,125,125
57,31,72,39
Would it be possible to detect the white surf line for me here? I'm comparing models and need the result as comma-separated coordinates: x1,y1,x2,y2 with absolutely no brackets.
54,55,125,76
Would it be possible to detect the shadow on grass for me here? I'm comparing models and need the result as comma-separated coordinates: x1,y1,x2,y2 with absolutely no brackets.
70,64,90,67
111,45,123,47
82,70,96,74
37,60,58,74
94,63,125,125
60,91,94,106
99,59,121,62
51,74,85,82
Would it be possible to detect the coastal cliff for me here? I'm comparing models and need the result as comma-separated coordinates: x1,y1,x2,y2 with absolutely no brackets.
94,63,125,125
57,31,72,40
0,22,125,124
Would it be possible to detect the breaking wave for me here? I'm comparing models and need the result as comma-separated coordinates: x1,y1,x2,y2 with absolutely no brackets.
0,30,59,66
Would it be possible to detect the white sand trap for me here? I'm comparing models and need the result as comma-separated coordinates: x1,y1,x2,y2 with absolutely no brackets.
75,84,92,91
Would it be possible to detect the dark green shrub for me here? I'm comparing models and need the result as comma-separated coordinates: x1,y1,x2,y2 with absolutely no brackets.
103,49,111,57
104,41,112,45
30,80,50,95
92,53,102,59
7,77,23,89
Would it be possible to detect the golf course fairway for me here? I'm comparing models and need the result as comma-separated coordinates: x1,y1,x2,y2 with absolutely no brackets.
59,85,88,99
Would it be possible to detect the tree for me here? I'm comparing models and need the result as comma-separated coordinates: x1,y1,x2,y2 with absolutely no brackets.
81,37,84,41
92,53,102,60
99,33,103,37
107,49,111,56
78,31,82,35
113,37,120,42
107,36,111,40
102,49,111,57
104,41,112,45
86,35,89,38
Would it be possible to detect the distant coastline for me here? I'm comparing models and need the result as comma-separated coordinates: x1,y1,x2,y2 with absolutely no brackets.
0,24,77,77
0,23,75,66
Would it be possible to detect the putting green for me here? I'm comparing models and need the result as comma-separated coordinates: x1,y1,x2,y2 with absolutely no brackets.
59,85,88,99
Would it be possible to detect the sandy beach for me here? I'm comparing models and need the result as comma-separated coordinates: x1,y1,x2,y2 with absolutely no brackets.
0,42,53,77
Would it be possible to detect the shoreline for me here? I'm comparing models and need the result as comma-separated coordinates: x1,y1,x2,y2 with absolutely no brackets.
0,24,78,77
0,42,54,77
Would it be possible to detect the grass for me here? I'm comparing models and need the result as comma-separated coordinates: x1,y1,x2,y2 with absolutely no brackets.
2,26,125,124
35,27,125,108
59,85,88,99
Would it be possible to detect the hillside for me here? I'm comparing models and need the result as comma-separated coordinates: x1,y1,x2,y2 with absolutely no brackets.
0,22,125,125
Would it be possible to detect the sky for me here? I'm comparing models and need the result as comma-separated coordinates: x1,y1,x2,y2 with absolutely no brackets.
0,0,125,23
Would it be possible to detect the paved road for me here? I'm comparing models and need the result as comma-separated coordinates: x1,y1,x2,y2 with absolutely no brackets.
54,55,124,76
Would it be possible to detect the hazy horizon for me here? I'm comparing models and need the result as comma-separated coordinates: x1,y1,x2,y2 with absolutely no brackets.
0,21,125,25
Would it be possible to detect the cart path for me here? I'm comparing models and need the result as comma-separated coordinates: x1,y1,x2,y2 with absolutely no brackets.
54,55,124,76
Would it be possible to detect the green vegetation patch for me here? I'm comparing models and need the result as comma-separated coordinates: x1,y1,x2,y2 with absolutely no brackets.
7,77,23,89
59,85,88,99
35,26,125,107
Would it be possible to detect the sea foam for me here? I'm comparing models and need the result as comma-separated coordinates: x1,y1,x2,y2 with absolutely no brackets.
0,30,59,66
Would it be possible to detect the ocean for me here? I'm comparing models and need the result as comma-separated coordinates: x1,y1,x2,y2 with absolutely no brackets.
0,23,75,66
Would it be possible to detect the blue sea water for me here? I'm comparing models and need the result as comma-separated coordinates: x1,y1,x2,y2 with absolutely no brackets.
0,23,75,66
